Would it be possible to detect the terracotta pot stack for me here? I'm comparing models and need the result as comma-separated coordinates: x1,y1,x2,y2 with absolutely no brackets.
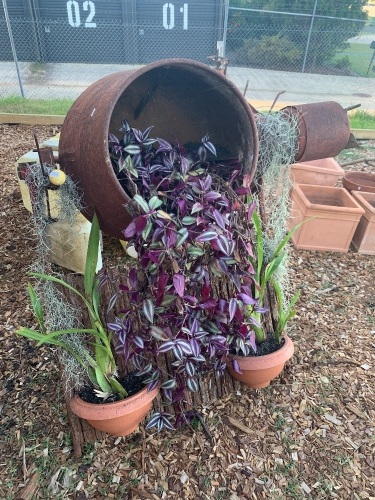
289,158,375,254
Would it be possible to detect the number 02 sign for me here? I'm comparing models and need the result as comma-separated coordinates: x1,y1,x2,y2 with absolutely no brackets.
66,1,96,28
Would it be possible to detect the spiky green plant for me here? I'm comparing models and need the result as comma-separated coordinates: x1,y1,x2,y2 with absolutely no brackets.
17,214,127,399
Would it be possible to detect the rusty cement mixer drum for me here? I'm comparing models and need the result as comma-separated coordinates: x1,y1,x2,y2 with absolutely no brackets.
281,101,351,163
59,59,259,240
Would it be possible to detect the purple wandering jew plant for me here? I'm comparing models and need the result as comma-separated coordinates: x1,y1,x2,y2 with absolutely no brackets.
107,120,294,430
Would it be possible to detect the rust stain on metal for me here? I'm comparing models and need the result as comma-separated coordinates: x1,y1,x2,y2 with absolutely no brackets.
281,101,351,162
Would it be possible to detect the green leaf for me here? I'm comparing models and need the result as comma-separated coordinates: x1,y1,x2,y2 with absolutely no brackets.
176,227,189,247
181,216,197,225
123,155,138,178
133,194,150,213
16,327,90,369
289,289,301,308
108,377,128,399
150,325,169,341
148,196,163,210
272,280,301,341
17,326,96,341
143,299,155,323
94,367,113,393
29,273,86,304
27,282,44,332
88,366,98,387
142,220,152,241
264,252,285,283
124,144,141,155
160,295,176,306
84,213,100,299
252,210,263,279
271,219,308,261
187,246,205,257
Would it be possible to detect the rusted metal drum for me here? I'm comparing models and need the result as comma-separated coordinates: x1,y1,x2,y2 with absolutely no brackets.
59,59,259,240
281,101,350,163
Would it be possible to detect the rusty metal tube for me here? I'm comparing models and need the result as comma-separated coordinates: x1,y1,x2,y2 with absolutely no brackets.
281,101,351,163
59,59,259,239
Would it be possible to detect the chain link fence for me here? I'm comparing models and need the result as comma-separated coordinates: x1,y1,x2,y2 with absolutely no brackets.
227,5,374,74
0,0,374,109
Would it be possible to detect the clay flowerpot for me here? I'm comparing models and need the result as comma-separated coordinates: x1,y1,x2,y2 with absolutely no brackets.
70,385,159,437
342,172,375,194
289,183,364,252
227,336,294,389
351,191,375,255
291,157,344,186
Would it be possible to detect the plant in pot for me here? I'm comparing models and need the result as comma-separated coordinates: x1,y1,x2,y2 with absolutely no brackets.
225,206,301,389
16,214,159,437
107,120,299,429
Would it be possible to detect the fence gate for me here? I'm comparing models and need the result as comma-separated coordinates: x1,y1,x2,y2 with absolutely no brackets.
1,0,224,64
33,0,127,63
136,0,222,63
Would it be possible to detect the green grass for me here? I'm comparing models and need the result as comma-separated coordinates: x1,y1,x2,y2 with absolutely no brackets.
349,110,375,129
0,96,74,115
0,97,374,131
333,42,375,77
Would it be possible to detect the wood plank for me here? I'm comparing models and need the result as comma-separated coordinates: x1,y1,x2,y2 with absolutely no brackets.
0,113,65,125
351,128,375,140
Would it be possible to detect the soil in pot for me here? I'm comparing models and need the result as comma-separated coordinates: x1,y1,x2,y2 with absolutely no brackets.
231,337,285,357
78,371,146,404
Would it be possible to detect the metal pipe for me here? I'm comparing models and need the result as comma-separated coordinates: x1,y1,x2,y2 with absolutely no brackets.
222,0,229,57
302,0,318,73
2,0,25,97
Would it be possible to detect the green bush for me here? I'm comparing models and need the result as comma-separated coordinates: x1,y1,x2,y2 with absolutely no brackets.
236,34,302,71
332,55,351,70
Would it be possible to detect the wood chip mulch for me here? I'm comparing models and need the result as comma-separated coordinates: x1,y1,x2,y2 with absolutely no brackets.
0,124,374,499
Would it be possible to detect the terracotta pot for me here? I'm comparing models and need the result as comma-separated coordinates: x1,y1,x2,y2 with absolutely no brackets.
227,336,294,389
289,183,365,252
342,171,375,194
291,157,344,186
351,191,375,255
70,385,159,437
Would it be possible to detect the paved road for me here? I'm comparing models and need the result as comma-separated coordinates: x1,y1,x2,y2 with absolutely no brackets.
1,61,374,112
228,66,375,112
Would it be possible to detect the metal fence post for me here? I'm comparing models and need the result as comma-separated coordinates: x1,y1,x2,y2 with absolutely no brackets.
222,0,229,56
2,0,25,97
302,0,318,73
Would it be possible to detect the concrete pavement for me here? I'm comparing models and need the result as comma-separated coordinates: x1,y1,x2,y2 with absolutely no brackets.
0,60,374,112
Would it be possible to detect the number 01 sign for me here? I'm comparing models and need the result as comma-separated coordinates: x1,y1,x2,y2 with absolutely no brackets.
163,3,188,30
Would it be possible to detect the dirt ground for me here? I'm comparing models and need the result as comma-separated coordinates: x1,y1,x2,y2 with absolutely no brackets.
0,124,374,499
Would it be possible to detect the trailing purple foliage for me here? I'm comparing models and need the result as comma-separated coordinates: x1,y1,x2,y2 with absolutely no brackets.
108,121,266,431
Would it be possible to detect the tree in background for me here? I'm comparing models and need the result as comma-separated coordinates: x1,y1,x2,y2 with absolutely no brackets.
227,0,368,72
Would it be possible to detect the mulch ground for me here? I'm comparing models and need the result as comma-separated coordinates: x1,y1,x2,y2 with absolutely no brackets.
0,124,374,499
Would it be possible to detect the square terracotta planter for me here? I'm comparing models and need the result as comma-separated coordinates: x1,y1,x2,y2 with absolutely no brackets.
289,184,365,252
291,158,345,186
351,191,375,255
